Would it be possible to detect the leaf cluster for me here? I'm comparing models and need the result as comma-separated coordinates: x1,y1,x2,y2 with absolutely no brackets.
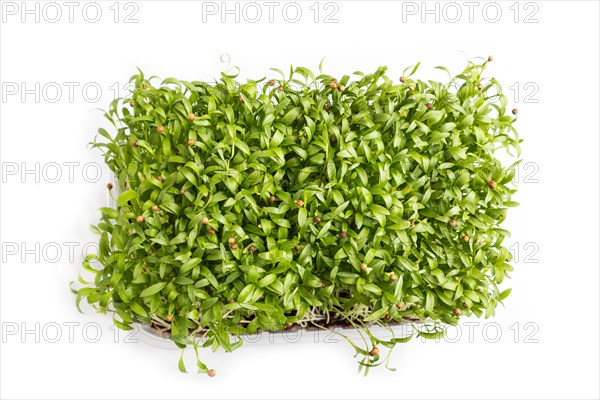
74,59,521,374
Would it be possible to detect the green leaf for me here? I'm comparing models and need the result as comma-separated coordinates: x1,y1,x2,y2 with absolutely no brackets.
391,333,413,343
238,284,255,303
416,325,446,340
140,282,167,297
364,307,387,322
369,204,390,216
298,207,307,226
280,107,301,124
180,258,201,274
425,291,434,312
117,190,138,206
258,273,277,288
178,350,188,373
316,221,332,240
499,288,512,301
362,284,382,296
130,301,148,317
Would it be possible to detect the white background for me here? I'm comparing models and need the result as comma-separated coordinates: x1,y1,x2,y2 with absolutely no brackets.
1,1,599,399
